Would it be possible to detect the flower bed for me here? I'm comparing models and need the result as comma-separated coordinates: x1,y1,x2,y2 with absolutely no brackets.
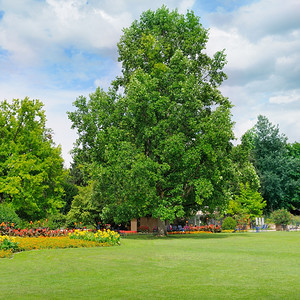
168,224,222,233
119,230,137,235
168,230,213,235
69,229,120,246
0,249,13,259
16,236,106,251
0,222,77,237
0,227,121,259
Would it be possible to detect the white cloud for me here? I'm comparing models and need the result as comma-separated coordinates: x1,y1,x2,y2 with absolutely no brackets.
269,90,300,104
0,0,195,166
0,0,299,166
204,0,300,144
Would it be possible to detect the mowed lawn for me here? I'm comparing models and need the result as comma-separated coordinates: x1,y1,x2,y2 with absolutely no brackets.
1,232,299,299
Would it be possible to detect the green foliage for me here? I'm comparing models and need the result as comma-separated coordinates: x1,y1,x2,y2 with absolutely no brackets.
291,215,300,225
228,183,266,220
270,208,292,225
222,217,237,230
287,142,300,159
247,115,300,211
60,170,79,215
231,133,260,193
0,236,19,252
69,7,237,225
0,204,21,227
66,182,100,228
0,98,65,220
45,213,67,230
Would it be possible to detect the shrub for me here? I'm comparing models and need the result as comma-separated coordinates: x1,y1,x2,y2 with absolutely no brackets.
46,214,66,230
270,209,292,225
0,235,19,252
138,225,149,233
0,204,22,228
222,217,237,230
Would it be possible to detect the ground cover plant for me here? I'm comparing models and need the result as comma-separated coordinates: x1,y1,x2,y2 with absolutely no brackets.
0,232,299,299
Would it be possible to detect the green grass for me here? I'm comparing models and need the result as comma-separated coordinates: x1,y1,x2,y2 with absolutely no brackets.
1,232,299,299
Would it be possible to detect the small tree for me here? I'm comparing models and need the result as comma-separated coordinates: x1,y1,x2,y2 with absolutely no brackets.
222,217,237,230
66,182,100,228
270,208,292,226
228,183,266,223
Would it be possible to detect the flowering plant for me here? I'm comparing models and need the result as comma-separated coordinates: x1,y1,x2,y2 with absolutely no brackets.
0,235,19,252
138,225,149,233
69,229,120,246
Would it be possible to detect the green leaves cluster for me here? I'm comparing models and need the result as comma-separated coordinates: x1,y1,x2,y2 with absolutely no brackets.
0,98,65,220
270,208,292,226
247,115,300,211
227,183,266,220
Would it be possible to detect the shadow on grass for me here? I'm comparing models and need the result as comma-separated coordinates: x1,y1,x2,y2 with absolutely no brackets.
122,232,254,240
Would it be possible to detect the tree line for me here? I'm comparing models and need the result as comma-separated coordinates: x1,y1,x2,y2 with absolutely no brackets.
0,7,299,231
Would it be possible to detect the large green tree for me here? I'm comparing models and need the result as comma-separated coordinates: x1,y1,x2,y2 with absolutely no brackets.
247,115,299,212
69,7,238,233
0,98,65,220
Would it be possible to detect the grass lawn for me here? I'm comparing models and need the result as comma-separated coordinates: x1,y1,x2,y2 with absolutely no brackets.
0,231,299,299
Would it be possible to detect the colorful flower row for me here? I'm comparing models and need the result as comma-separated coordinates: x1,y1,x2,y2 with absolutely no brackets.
0,222,94,238
15,236,107,251
0,249,13,259
0,230,121,259
168,230,214,235
69,229,120,246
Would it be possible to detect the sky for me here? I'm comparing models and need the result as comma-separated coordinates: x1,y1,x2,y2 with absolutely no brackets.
0,0,299,167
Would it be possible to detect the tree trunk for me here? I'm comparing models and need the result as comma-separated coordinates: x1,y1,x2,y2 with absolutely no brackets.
157,217,167,236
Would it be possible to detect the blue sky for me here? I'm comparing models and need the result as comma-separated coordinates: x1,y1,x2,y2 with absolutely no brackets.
0,0,299,166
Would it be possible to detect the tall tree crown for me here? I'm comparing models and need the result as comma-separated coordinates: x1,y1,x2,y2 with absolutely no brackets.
69,7,238,226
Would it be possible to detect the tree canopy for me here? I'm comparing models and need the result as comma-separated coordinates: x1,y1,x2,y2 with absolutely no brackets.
68,7,255,232
247,115,299,212
0,98,65,220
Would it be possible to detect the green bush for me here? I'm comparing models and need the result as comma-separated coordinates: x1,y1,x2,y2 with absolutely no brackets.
222,217,237,230
0,204,22,227
0,236,19,252
46,213,66,230
270,209,292,225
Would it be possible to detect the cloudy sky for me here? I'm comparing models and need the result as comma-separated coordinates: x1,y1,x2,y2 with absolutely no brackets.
0,0,299,166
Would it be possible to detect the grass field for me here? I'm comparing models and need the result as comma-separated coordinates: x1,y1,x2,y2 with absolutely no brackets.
1,231,299,299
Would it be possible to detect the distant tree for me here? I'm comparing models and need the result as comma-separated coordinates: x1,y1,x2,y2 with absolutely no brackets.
0,98,65,220
60,170,79,215
69,7,238,234
66,182,100,228
247,115,299,211
227,182,266,221
287,142,300,160
231,132,260,193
